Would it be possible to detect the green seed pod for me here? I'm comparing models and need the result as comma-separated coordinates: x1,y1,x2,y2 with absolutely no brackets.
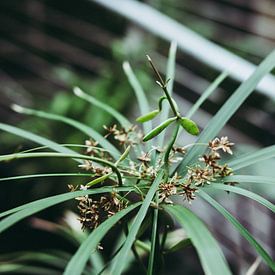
136,109,160,123
143,117,177,142
158,96,167,111
180,117,200,136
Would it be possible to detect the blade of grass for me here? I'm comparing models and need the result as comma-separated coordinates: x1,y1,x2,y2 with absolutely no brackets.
0,264,61,275
73,87,131,129
222,175,275,185
0,122,82,163
0,173,92,182
164,204,232,275
147,208,159,275
158,41,177,147
123,61,152,147
206,184,275,212
229,145,275,171
0,152,122,186
198,191,274,271
91,0,275,98
110,170,164,275
186,71,228,119
64,202,141,275
177,49,275,175
0,186,133,231
11,105,120,159
0,251,68,269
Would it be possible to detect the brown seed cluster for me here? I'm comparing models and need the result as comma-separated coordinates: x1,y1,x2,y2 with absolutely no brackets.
75,193,126,230
72,133,236,229
187,136,235,186
103,124,142,146
158,137,236,204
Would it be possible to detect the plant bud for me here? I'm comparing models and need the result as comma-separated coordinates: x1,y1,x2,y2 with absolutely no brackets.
143,117,177,141
136,109,159,123
180,117,200,135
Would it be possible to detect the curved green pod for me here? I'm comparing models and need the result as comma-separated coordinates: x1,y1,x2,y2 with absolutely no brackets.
136,109,160,123
143,117,177,142
180,117,200,136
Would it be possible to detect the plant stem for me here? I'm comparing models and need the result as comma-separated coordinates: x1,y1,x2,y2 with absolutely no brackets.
146,55,178,117
164,123,180,165
147,207,159,275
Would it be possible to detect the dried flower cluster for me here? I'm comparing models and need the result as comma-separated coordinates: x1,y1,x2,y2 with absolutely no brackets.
158,137,235,204
104,124,143,146
71,190,126,230
72,129,236,229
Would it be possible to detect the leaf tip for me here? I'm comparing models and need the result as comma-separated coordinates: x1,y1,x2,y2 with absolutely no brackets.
73,86,83,97
11,104,25,113
122,61,130,71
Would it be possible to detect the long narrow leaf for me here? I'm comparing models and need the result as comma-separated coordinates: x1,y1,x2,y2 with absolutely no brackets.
164,204,232,275
64,202,141,275
158,41,177,147
123,61,152,135
73,87,131,129
0,122,82,163
0,152,123,186
0,173,91,182
0,187,133,232
199,191,274,271
206,184,275,212
92,0,275,98
11,105,120,159
147,208,159,275
0,264,60,275
229,145,275,171
223,175,275,185
110,170,164,275
186,71,228,119
177,49,275,175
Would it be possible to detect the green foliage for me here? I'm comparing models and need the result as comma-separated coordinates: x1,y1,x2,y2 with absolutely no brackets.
0,43,274,275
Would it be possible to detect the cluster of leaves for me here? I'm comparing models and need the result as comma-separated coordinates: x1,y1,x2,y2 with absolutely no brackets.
0,42,274,275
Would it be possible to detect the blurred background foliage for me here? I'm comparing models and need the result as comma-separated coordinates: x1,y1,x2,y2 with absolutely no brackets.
0,0,274,274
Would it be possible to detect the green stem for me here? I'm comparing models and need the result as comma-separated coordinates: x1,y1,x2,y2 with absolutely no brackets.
164,123,180,165
0,152,123,186
147,208,159,275
147,55,178,117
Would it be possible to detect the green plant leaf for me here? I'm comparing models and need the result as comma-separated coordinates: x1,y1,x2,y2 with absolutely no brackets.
0,251,68,269
164,204,232,275
110,170,164,275
158,41,177,147
222,175,275,185
186,71,228,119
122,61,152,146
179,117,200,135
0,173,91,183
11,105,120,159
229,145,275,171
206,184,275,212
64,202,141,275
165,238,192,254
143,117,177,142
147,208,159,275
177,49,275,175
92,0,275,98
73,87,131,129
0,152,123,186
0,264,61,275
199,191,275,271
0,122,82,163
0,187,133,227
